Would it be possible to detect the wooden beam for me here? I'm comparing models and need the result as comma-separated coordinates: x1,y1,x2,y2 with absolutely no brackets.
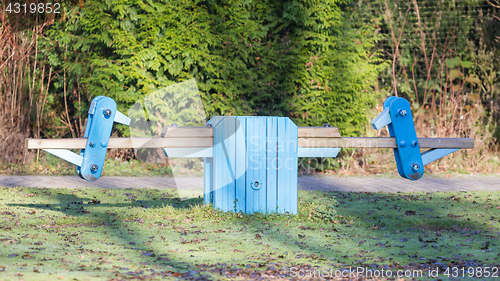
160,127,213,138
26,137,213,149
298,137,474,149
158,126,342,138
26,136,474,150
298,127,341,138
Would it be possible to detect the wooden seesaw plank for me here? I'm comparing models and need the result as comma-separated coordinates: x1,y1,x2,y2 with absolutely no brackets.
161,127,341,138
26,137,213,149
298,127,341,138
26,136,474,149
160,127,213,138
298,137,474,149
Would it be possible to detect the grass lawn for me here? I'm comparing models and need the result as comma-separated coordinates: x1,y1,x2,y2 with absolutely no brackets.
0,186,499,280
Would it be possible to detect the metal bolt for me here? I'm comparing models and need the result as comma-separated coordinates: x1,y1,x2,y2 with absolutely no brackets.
104,109,112,117
411,140,418,147
89,142,95,148
205,124,213,128
254,181,259,187
101,141,107,147
90,164,98,172
411,163,420,171
399,140,406,147
324,123,331,127
398,109,407,116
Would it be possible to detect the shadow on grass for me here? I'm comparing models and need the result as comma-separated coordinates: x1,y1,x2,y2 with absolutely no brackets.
4,188,500,280
6,189,208,279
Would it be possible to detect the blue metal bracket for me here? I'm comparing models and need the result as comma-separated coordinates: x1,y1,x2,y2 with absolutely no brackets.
421,148,459,166
371,97,465,180
43,96,130,181
77,96,130,181
372,97,424,180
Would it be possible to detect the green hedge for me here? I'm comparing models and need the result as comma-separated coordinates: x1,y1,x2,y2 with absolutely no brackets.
41,0,387,137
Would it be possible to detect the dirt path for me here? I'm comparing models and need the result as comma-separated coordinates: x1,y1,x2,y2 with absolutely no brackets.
1,174,498,192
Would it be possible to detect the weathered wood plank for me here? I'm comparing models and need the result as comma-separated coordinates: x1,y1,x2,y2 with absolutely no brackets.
297,137,474,149
414,138,474,149
26,137,213,149
157,126,340,138
26,136,474,149
298,127,341,138
160,127,213,138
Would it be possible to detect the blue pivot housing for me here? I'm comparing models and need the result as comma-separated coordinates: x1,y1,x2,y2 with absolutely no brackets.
385,97,424,180
77,96,117,181
43,96,130,181
371,96,464,180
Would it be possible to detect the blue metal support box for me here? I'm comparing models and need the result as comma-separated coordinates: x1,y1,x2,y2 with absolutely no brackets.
204,116,298,214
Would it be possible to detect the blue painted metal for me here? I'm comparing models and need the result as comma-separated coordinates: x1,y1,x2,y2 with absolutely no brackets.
421,148,459,165
212,116,236,212
203,157,213,205
42,96,129,180
372,97,468,180
234,118,247,213
278,118,298,214
114,110,131,126
371,107,391,130
247,117,267,214
77,96,118,181
383,97,424,180
43,149,83,166
205,116,298,214
203,117,222,206
266,118,278,213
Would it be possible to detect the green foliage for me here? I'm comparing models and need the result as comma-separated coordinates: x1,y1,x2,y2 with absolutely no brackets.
41,0,386,139
351,0,499,107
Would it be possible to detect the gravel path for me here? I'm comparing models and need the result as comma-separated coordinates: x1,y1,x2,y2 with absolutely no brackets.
0,175,498,192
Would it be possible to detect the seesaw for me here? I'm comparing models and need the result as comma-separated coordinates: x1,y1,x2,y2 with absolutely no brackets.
26,96,473,214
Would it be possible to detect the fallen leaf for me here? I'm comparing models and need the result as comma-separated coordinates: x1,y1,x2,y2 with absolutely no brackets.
4,239,16,245
405,210,416,215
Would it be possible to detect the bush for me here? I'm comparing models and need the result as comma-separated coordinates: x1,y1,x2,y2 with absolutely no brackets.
42,0,386,139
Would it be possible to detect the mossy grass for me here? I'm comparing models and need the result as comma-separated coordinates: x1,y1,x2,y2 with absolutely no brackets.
0,186,498,280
